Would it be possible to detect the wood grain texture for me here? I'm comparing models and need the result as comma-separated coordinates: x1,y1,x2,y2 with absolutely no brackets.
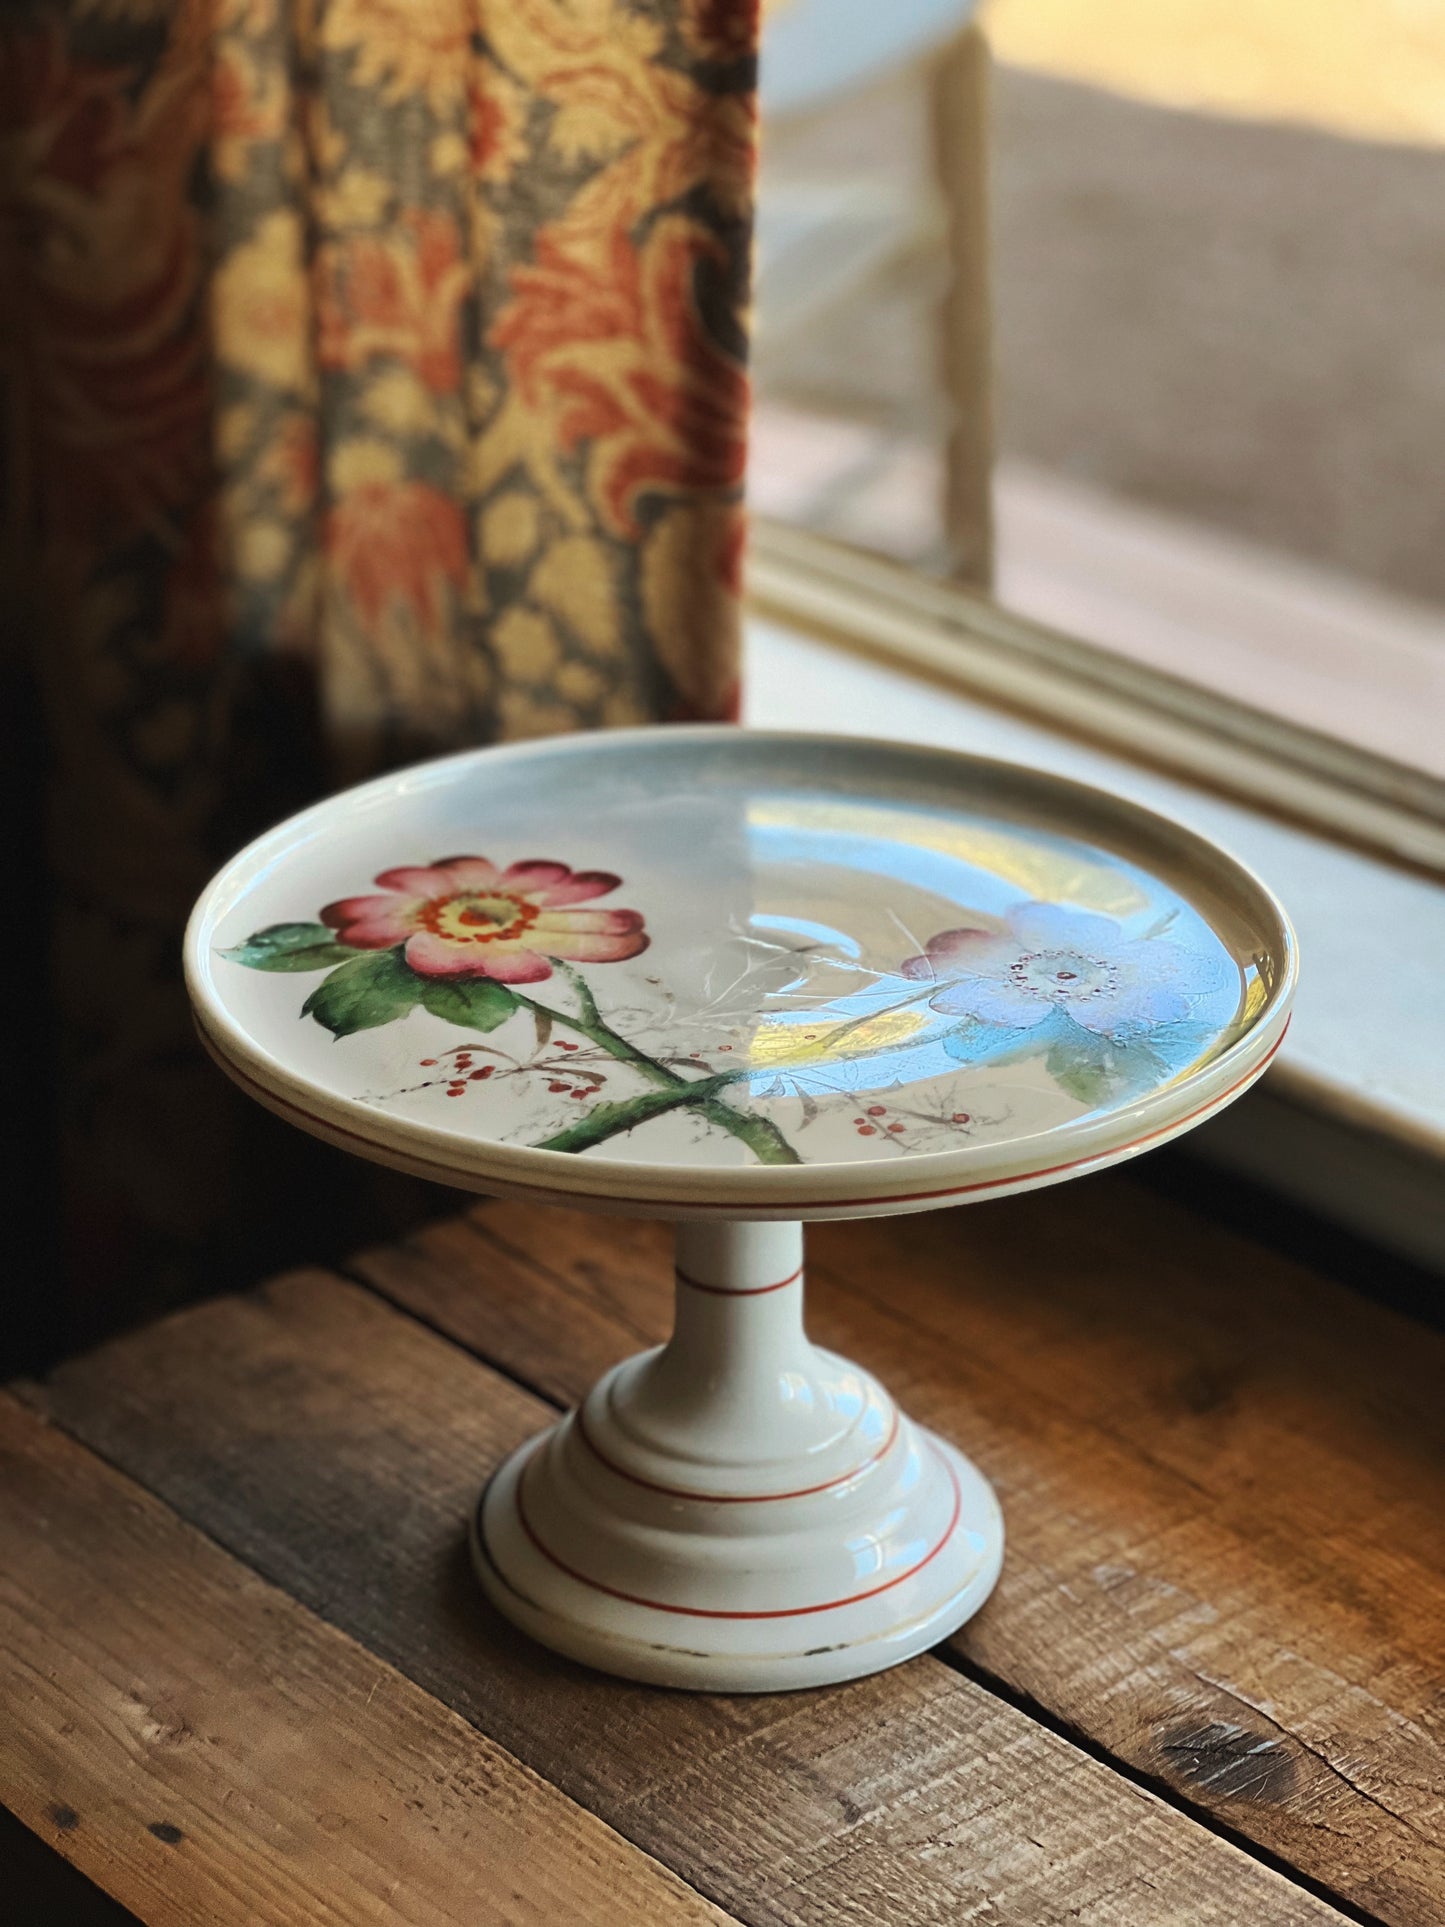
28,1270,1348,1927
341,1188,1445,1927
0,1393,736,1927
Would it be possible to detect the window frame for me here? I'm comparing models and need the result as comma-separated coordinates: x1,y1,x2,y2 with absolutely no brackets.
748,517,1445,875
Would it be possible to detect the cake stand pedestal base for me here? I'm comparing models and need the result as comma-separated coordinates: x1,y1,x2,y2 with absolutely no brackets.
471,1220,1003,1691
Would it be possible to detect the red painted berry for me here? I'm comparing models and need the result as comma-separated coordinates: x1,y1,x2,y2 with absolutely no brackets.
420,1058,436,1067
471,1067,493,1081
857,1124,877,1136
866,1105,886,1117
952,1111,971,1124
547,1081,568,1093
887,1122,905,1134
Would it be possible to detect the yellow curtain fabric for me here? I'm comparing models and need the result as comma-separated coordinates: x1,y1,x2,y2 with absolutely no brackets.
1,0,758,1340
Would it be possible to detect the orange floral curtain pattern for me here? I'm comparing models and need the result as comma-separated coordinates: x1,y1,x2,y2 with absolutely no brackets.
0,0,758,1341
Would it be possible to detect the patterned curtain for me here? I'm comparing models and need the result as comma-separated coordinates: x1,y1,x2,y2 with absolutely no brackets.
1,0,758,1350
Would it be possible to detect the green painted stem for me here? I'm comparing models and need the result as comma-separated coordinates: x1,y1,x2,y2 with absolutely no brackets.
513,980,677,1092
517,969,801,1165
536,1077,726,1154
688,1096,803,1166
537,1077,801,1163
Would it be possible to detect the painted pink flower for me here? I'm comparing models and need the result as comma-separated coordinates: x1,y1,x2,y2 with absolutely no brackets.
321,857,647,984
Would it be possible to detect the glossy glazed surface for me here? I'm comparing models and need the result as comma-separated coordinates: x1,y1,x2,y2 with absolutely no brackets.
186,728,1295,1214
473,1220,1004,1690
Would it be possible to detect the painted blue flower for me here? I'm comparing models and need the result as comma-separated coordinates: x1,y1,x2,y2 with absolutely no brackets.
902,901,1229,1042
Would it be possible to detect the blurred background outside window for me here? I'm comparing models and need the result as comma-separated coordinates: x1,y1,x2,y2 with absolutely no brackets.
750,0,1445,784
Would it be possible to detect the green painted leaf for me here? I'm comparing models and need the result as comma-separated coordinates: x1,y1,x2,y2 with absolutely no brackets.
303,949,422,1038
417,977,518,1033
1044,1026,1170,1106
222,923,359,972
1047,1056,1117,1106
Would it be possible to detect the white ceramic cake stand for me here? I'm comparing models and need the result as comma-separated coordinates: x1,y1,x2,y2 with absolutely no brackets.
186,728,1295,1691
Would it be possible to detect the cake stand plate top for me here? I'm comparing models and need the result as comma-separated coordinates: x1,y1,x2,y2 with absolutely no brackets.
185,727,1295,1218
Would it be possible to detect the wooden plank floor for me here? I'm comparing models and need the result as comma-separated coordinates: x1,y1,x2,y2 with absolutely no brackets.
7,1173,1442,1925
0,1399,735,1927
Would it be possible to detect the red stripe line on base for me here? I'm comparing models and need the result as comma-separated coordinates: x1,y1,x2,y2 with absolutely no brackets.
514,1440,963,1619
573,1402,901,1504
674,1263,802,1297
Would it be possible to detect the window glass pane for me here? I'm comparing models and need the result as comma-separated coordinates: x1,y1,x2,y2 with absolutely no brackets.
753,2,1445,783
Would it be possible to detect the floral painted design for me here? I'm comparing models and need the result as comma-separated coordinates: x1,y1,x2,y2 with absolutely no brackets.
321,858,647,983
903,903,1224,1040
226,870,1243,1165
904,901,1233,1107
225,854,800,1165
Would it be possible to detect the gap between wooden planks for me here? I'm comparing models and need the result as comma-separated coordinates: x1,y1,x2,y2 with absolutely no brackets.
337,1182,1445,1927
0,1394,737,1927
25,1264,1355,1927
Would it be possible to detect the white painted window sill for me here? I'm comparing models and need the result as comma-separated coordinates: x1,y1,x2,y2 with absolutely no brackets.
745,613,1445,1272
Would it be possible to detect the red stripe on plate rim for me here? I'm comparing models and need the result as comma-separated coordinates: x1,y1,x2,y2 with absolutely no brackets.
195,1014,1287,1212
